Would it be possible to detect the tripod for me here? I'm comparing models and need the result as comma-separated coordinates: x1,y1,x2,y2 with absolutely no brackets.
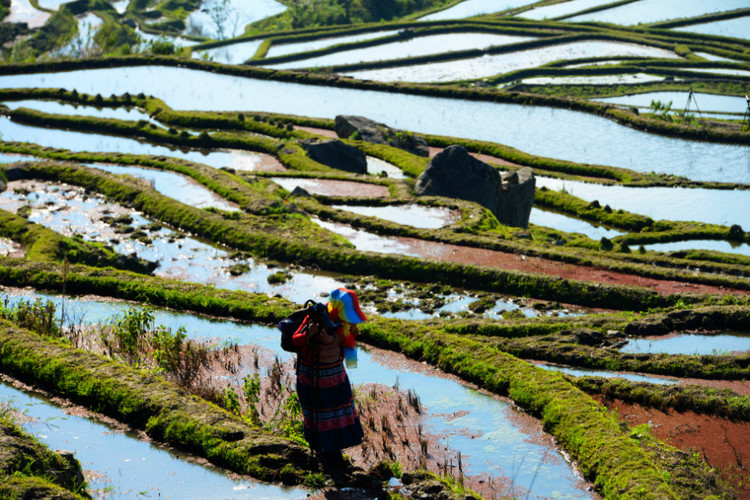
683,87,703,121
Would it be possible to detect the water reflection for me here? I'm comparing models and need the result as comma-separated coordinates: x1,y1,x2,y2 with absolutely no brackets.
595,91,747,115
675,15,750,40
89,163,239,211
535,362,678,385
270,33,535,69
2,66,748,182
622,332,750,355
7,0,50,27
418,0,536,21
331,204,459,229
529,208,625,240
0,117,270,170
521,0,620,20
0,382,307,499
184,0,285,40
265,30,399,59
567,0,750,24
1,289,594,499
536,177,750,229
4,98,155,123
345,40,679,83
193,39,263,64
643,239,750,257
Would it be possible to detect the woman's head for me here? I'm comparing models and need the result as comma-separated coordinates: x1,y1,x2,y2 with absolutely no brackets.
327,288,366,325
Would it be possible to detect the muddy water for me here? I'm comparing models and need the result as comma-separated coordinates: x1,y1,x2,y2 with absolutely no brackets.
2,66,748,182
0,380,307,499
622,332,750,355
0,116,271,171
1,289,595,499
271,177,390,198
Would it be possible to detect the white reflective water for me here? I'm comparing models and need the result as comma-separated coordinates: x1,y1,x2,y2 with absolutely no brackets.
622,332,750,355
344,40,679,82
521,0,618,20
567,0,750,25
192,38,263,64
418,0,536,21
8,0,50,27
529,208,625,239
366,156,405,179
36,0,72,10
522,73,667,85
184,0,285,39
0,117,270,170
269,33,535,69
536,176,750,228
644,239,750,257
536,362,678,385
89,163,239,211
2,66,748,183
595,91,748,114
4,98,154,123
331,204,460,229
134,27,199,49
682,67,750,78
0,382,307,499
675,15,750,40
265,31,399,59
51,12,102,58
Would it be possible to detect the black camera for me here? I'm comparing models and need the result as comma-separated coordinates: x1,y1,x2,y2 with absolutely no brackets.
307,302,339,335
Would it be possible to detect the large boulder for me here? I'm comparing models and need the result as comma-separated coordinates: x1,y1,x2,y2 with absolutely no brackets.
415,145,535,228
335,115,429,157
300,139,367,174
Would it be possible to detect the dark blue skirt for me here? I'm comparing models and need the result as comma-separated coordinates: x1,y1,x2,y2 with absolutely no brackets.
297,359,364,453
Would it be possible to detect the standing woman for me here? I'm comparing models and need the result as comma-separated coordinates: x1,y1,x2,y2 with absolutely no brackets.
292,288,366,467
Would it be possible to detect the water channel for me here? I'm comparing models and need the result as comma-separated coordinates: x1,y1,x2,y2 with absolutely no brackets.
1,288,595,499
621,332,750,355
4,66,746,184
674,15,750,40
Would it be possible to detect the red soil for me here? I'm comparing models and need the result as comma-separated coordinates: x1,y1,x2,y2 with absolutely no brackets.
596,397,750,499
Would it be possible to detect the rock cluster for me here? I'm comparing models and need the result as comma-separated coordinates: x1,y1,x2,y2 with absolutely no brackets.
415,145,535,228
334,115,429,157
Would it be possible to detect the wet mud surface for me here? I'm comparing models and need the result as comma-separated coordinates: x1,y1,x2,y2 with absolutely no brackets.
597,397,750,499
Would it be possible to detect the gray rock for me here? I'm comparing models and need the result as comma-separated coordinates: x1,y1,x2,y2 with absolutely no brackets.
415,145,535,228
335,115,429,157
300,139,367,174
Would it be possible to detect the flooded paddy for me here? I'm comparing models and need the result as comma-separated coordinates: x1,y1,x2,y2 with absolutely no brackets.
621,331,750,355
7,0,50,27
595,91,748,117
344,40,680,83
0,116,271,171
0,288,595,499
522,73,669,86
529,208,625,240
192,38,264,64
184,0,285,39
330,204,460,229
566,0,750,25
535,362,678,385
269,33,536,70
265,30,399,59
2,66,749,182
88,163,240,211
643,239,750,258
536,176,750,229
3,98,156,124
51,12,102,58
271,177,390,198
418,0,536,21
0,379,307,499
675,15,750,40
521,0,623,20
